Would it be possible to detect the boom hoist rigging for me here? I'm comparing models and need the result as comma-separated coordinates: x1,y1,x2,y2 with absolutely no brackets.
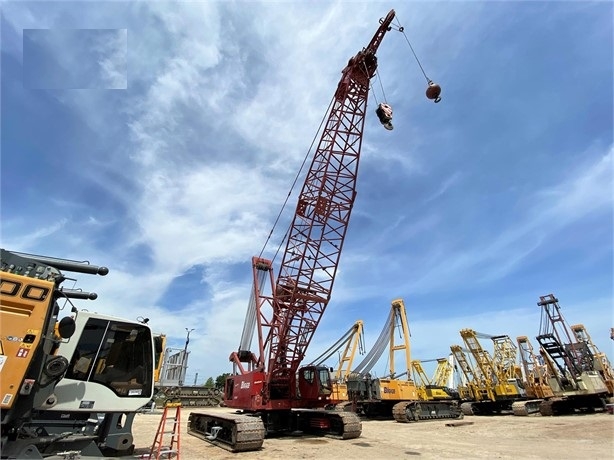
187,9,443,452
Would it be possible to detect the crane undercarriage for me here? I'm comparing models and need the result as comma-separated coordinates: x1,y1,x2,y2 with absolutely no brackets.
510,399,544,416
187,409,361,452
538,395,607,416
391,400,463,423
335,399,462,422
460,399,532,416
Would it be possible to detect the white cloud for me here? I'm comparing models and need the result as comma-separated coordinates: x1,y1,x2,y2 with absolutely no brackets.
95,28,127,89
3,1,612,383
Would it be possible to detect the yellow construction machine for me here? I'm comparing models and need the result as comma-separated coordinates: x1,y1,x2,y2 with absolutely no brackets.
345,299,461,422
513,336,555,415
449,344,487,411
453,329,527,415
411,358,459,401
569,324,614,398
1,249,156,458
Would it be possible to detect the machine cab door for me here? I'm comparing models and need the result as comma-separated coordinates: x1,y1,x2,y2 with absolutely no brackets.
297,365,333,405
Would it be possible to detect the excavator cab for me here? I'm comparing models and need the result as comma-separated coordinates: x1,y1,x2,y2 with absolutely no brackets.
297,365,333,406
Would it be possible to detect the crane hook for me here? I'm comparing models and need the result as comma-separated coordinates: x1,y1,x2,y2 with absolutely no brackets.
426,80,442,103
375,103,394,130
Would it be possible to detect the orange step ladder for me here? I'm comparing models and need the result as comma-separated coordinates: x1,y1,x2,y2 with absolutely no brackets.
150,402,181,459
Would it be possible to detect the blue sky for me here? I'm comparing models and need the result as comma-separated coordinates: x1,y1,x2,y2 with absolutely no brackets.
1,1,612,383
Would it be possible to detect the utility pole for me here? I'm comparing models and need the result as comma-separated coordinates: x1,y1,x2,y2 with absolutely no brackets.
194,373,198,385
179,328,195,387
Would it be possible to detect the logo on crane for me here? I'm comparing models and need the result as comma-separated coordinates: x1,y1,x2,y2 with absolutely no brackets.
240,381,250,390
383,387,396,394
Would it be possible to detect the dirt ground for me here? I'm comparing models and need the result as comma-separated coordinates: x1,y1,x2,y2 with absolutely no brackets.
129,407,614,460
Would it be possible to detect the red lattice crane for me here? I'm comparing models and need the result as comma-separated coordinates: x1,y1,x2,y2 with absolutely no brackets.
188,9,439,452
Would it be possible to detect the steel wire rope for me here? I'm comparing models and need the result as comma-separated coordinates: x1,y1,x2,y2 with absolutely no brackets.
390,14,433,84
309,324,357,366
353,308,394,375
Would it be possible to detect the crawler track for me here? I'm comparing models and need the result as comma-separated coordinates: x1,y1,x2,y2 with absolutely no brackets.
460,402,475,416
334,401,354,412
188,411,265,452
392,401,463,423
511,399,543,416
317,410,362,440
538,397,601,416
187,409,361,452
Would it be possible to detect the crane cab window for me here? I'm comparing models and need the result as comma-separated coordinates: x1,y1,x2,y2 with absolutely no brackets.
302,368,315,384
66,317,153,397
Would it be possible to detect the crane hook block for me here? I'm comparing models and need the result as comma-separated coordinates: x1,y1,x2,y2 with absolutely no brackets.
426,81,442,103
376,103,394,130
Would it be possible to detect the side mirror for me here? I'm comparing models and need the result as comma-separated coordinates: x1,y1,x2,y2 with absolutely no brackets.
57,316,76,339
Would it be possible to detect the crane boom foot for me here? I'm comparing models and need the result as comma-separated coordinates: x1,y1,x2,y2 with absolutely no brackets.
392,401,463,423
187,411,265,452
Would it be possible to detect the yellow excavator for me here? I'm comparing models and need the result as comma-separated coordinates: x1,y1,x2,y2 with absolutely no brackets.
345,299,461,422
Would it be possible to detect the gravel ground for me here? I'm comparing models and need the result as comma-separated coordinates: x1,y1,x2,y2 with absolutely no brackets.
128,407,614,460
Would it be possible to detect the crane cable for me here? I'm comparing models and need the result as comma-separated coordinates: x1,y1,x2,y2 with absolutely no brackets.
370,70,388,108
390,14,433,85
259,14,438,261
258,95,336,262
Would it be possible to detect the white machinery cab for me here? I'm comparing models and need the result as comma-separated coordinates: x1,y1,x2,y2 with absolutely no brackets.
49,310,154,413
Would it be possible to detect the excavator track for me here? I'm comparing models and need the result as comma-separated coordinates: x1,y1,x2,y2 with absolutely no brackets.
392,401,463,423
188,411,265,452
511,399,543,416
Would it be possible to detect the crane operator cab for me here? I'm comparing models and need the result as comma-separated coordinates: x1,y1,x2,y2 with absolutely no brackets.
297,365,333,407
375,103,393,130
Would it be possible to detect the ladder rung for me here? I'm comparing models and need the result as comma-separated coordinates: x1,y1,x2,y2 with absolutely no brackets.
153,406,181,459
